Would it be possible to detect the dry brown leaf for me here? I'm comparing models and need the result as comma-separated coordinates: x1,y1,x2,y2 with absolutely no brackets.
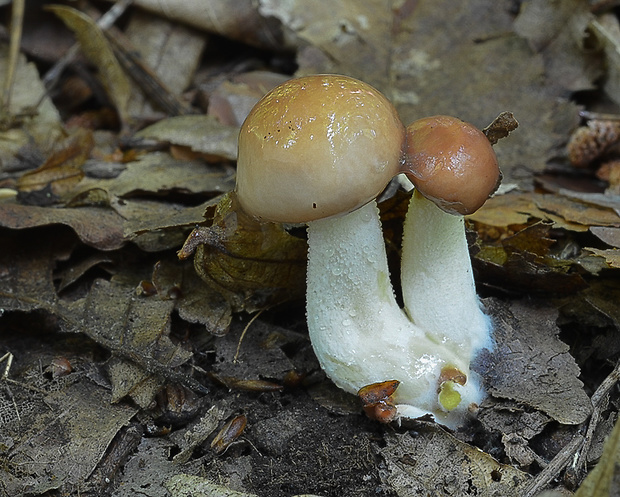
260,0,393,90
477,401,551,469
514,0,599,93
586,247,620,268
471,191,620,233
590,226,620,248
56,252,113,291
133,0,286,50
390,0,579,186
0,203,125,250
106,355,164,407
47,5,132,126
16,128,93,195
468,192,545,227
76,278,200,404
81,278,192,369
0,381,137,496
379,429,530,496
479,299,592,425
135,115,239,161
535,194,620,228
474,221,587,295
118,198,218,252
0,46,63,168
207,71,290,127
75,153,235,200
0,230,70,313
152,259,232,336
125,10,207,119
179,193,307,313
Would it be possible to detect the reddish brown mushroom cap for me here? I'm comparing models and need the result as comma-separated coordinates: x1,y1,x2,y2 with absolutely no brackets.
236,75,405,223
402,115,500,215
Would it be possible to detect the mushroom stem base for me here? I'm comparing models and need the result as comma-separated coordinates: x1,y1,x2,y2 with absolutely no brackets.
306,201,484,427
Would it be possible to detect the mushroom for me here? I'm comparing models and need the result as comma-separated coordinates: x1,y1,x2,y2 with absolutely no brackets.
236,76,485,427
400,115,500,361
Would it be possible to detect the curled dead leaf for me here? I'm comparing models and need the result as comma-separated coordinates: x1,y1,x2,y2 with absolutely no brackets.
179,192,307,313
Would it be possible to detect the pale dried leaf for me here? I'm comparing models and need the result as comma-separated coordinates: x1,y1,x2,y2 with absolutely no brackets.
0,381,137,496
590,13,620,107
136,115,239,161
591,226,620,248
75,153,235,199
152,259,232,336
165,474,258,497
586,247,620,268
132,0,286,50
514,0,599,92
47,5,132,125
259,0,393,89
479,299,592,425
0,203,125,250
0,230,69,312
379,430,530,496
0,46,63,168
390,0,579,186
125,10,207,118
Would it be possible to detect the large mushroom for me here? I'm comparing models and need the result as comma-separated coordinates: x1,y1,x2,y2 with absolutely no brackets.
401,115,500,359
235,76,485,427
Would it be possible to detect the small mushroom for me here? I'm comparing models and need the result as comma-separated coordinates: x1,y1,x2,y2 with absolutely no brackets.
400,115,500,359
236,77,485,427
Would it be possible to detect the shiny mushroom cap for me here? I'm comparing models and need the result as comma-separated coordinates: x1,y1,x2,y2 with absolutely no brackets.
236,74,405,223
402,115,500,215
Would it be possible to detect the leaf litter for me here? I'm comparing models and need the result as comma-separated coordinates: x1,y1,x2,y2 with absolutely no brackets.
1,1,620,496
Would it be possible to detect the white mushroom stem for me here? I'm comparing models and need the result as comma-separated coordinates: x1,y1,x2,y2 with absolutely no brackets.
401,189,492,357
306,200,484,427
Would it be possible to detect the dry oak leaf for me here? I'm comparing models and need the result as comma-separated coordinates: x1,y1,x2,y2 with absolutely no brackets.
0,381,137,496
135,115,239,162
0,203,125,250
478,299,592,425
379,429,530,496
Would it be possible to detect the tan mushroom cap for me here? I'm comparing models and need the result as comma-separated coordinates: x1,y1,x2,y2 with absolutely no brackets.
236,75,405,223
403,116,500,215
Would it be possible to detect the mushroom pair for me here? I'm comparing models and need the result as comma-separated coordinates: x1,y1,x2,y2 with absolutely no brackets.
235,75,499,427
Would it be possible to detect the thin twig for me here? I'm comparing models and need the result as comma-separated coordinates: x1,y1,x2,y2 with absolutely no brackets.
0,352,21,421
1,0,24,112
234,310,264,363
522,432,585,497
573,359,620,474
522,359,620,496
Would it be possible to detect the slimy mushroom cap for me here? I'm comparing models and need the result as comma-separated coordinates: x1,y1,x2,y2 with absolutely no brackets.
403,115,500,215
236,75,405,223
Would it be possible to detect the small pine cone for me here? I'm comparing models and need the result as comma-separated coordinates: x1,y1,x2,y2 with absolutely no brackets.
567,119,620,168
596,159,620,194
